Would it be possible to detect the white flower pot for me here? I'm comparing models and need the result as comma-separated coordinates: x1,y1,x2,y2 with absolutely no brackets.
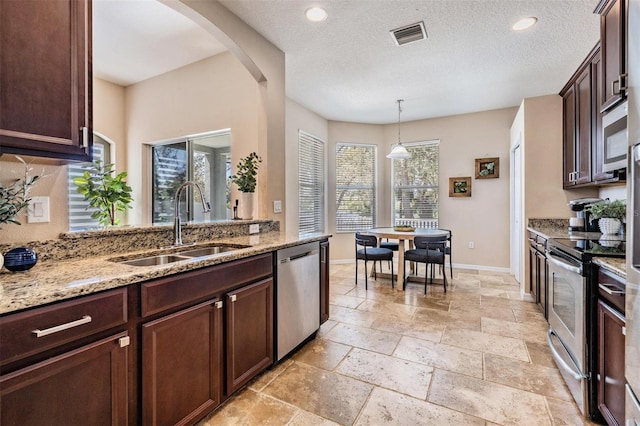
598,218,621,235
240,192,254,220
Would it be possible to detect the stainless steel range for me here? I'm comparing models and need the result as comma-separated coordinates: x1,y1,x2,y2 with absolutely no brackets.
546,236,625,420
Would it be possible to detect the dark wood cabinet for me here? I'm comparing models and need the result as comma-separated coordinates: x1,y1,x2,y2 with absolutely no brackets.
561,45,601,188
226,278,273,395
320,239,330,324
528,232,547,318
595,0,627,112
1,332,129,426
0,0,92,161
597,299,625,425
142,299,223,426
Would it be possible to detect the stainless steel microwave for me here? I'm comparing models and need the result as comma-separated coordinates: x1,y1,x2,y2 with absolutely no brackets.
602,101,628,172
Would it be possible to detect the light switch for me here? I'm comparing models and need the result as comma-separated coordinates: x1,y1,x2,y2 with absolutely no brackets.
273,200,282,213
27,196,50,223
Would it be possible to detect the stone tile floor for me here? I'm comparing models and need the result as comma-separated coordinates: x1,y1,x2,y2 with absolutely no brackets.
199,263,598,425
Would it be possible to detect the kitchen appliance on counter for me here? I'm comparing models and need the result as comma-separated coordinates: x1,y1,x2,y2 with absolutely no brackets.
569,198,604,232
546,235,626,420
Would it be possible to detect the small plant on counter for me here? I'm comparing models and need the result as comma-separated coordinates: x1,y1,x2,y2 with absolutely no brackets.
585,199,626,223
231,152,262,193
73,160,133,227
0,156,41,228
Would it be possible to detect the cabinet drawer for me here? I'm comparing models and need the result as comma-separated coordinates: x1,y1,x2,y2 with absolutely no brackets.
141,253,273,317
598,268,625,314
0,288,127,365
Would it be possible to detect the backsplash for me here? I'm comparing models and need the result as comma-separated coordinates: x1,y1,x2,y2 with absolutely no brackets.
0,220,279,262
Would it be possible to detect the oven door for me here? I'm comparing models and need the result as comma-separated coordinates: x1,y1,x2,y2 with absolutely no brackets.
546,250,589,415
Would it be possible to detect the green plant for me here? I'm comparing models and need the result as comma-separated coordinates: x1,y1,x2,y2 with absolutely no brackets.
231,152,262,193
0,156,41,227
586,200,626,222
73,161,133,227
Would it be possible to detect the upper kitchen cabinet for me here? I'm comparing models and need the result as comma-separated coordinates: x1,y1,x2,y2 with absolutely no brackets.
595,0,628,112
561,45,600,188
0,0,92,162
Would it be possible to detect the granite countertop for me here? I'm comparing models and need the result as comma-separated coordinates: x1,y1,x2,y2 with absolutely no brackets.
0,231,330,315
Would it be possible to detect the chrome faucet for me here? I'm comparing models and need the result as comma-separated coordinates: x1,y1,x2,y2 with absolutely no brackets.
172,181,211,246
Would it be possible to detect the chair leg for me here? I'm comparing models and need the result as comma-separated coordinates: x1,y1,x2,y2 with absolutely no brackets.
443,266,447,292
424,262,428,294
449,256,453,279
364,260,368,290
402,259,406,290
355,259,358,286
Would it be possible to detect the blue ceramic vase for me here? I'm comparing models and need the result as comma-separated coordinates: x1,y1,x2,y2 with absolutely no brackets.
4,247,38,272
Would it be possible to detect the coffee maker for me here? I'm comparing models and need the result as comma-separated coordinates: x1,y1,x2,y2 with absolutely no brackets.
568,198,603,232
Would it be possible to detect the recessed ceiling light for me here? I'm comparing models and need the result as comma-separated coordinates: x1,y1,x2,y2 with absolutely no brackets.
305,7,328,22
512,17,538,31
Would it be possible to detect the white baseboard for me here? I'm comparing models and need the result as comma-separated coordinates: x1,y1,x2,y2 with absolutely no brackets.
330,259,510,274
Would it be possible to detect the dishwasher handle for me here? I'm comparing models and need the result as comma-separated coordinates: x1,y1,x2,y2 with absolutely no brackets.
279,249,319,264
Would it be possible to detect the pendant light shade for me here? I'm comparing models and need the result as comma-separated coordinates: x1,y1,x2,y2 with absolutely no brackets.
386,99,411,159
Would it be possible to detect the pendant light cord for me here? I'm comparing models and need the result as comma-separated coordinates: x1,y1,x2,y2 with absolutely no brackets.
397,99,403,145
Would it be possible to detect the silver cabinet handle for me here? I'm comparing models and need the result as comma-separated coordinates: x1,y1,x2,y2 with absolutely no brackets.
598,283,625,296
229,294,237,302
32,315,92,338
215,301,223,309
612,78,621,95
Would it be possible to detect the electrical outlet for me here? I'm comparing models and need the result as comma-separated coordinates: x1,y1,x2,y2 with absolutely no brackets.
273,200,282,213
27,196,50,223
249,224,260,234
468,241,475,249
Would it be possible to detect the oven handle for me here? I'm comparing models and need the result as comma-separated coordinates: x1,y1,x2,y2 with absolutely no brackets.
547,329,588,381
546,252,582,275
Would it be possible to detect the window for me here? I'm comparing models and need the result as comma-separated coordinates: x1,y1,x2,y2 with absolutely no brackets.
391,140,439,227
298,131,325,235
67,134,112,231
151,131,231,224
335,143,376,232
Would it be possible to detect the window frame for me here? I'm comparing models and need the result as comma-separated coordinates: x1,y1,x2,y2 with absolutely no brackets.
298,130,325,236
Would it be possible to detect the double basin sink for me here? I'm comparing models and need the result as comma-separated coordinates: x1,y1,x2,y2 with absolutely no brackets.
112,244,250,267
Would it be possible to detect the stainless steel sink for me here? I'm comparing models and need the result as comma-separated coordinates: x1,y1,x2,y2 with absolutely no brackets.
176,245,242,257
120,254,191,267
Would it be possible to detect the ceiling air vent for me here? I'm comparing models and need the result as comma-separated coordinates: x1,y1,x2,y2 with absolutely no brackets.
390,21,427,46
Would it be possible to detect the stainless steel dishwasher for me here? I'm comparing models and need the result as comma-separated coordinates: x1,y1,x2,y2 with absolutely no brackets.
276,241,320,361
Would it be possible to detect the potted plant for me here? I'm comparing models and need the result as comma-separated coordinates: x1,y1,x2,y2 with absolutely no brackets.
73,160,133,228
0,156,41,228
230,152,261,219
586,199,626,235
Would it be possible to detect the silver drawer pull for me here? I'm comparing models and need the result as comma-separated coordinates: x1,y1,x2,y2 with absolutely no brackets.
32,315,92,338
598,283,625,296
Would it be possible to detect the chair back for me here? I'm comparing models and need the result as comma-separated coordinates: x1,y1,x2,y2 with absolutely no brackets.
414,235,447,250
355,232,378,247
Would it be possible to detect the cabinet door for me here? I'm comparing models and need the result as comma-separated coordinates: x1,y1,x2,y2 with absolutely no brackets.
528,245,539,302
562,87,577,187
575,66,593,185
226,278,273,394
598,0,627,111
0,0,92,161
142,299,223,426
320,240,330,324
597,300,625,426
592,51,610,181
0,332,128,426
536,250,548,318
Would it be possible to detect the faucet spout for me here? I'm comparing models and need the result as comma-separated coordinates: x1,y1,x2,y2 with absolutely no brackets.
173,181,211,246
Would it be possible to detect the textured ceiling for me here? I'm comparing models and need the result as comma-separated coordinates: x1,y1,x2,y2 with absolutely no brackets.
93,0,600,124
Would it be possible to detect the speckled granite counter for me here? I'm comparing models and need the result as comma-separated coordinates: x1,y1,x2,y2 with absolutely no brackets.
527,218,626,278
0,226,331,315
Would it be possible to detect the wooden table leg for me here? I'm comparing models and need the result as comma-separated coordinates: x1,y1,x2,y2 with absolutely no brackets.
397,240,405,290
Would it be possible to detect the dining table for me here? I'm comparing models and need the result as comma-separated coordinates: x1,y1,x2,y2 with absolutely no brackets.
363,227,449,289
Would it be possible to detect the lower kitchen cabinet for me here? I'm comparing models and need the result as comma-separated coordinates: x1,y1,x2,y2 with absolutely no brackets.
0,332,129,426
320,239,330,324
142,299,223,426
528,232,548,318
226,278,273,394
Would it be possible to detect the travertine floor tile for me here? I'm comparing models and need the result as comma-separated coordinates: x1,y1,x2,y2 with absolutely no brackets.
448,304,517,323
481,316,549,345
481,295,540,312
355,387,485,425
249,359,293,392
324,323,400,355
329,305,378,328
198,388,296,425
525,341,557,368
546,396,600,425
484,354,573,401
394,335,483,378
442,327,530,362
336,348,433,399
262,362,373,425
330,293,365,309
414,307,482,331
293,338,352,371
428,369,552,425
356,298,416,319
317,319,338,337
371,316,444,343
513,309,547,323
288,410,341,426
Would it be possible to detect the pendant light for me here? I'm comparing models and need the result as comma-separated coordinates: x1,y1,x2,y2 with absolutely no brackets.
386,99,411,159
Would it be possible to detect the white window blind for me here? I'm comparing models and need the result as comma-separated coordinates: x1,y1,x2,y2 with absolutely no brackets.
68,136,110,231
392,141,439,228
298,130,324,235
335,143,376,232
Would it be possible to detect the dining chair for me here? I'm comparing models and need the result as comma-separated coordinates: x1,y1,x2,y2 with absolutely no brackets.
440,229,453,279
403,234,448,293
355,232,395,290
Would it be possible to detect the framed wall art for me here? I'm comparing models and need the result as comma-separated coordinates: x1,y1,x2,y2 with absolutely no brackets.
475,157,499,179
449,176,472,197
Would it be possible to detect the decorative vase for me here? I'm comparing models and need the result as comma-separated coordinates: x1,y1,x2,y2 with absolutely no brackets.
598,218,621,235
4,247,38,272
240,192,254,220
